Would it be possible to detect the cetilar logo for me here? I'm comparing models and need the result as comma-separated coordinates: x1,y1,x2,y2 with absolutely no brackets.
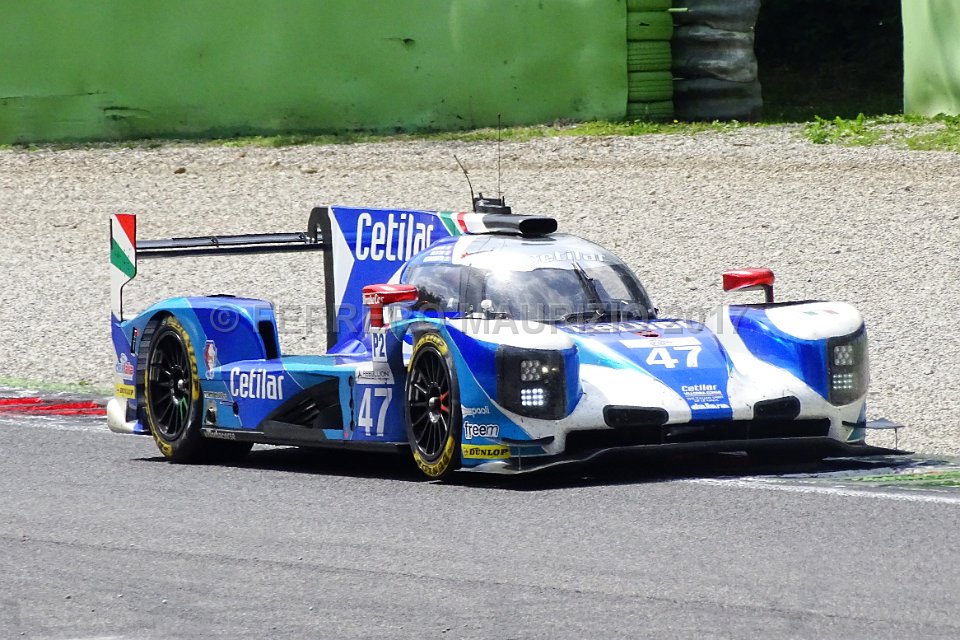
355,212,434,261
230,367,284,400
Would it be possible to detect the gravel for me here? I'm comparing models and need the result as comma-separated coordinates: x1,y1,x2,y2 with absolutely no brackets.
0,127,957,456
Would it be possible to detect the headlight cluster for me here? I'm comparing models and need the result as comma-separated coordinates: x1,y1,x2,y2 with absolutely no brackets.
827,327,868,405
497,348,566,419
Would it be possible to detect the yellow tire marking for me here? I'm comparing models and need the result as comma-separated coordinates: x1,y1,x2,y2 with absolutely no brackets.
146,316,200,458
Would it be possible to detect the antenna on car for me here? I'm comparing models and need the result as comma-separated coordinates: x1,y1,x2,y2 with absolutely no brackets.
454,155,475,206
453,117,513,215
497,112,502,200
472,114,513,215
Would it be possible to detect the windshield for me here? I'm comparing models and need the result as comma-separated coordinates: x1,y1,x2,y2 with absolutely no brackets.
478,262,653,322
403,234,656,323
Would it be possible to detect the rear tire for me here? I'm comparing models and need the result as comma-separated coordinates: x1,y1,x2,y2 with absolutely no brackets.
405,333,461,479
144,316,251,463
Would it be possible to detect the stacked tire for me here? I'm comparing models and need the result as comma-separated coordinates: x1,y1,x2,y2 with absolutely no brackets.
626,0,674,121
672,0,762,121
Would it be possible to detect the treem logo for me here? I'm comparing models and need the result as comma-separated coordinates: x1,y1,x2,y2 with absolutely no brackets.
355,212,434,261
230,367,284,400
463,422,500,440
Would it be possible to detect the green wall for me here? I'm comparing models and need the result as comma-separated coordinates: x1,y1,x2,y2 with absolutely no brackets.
0,1,627,143
903,0,960,116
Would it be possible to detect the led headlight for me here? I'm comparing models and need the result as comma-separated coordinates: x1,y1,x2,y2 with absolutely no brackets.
520,359,543,382
827,327,868,405
497,347,566,419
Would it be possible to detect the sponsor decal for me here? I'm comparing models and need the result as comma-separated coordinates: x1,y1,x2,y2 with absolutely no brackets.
566,320,695,334
355,212,433,261
690,402,730,410
355,363,395,385
681,383,721,396
204,341,219,380
204,390,229,402
462,444,510,460
463,422,500,440
204,428,238,441
533,249,606,264
621,336,700,349
229,367,284,400
462,405,491,418
422,246,453,263
681,383,730,410
114,382,135,399
115,353,134,379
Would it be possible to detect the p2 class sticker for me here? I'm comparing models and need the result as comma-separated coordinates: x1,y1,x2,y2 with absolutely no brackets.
370,327,388,363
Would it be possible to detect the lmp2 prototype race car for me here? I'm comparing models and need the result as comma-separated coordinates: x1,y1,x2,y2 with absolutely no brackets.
108,195,896,478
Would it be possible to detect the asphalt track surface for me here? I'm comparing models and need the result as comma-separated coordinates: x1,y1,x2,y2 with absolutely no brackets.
2,415,959,640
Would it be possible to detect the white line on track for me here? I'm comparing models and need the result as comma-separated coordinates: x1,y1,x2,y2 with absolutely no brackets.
686,477,960,505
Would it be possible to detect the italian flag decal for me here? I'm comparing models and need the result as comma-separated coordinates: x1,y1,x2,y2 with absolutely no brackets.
110,213,136,318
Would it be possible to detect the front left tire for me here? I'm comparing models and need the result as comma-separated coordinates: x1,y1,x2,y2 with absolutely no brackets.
405,333,461,479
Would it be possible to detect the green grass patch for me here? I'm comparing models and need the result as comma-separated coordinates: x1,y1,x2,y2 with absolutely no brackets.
208,119,753,148
7,114,960,153
804,113,882,146
803,113,960,151
847,470,960,488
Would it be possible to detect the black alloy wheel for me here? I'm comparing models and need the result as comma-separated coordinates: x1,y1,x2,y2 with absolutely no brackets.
405,333,461,479
147,327,196,443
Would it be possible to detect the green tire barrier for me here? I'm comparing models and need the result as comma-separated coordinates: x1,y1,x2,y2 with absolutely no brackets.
626,100,673,120
627,71,674,102
626,0,672,11
626,11,674,41
627,41,672,72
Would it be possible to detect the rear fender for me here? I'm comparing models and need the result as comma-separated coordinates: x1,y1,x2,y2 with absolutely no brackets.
124,297,279,413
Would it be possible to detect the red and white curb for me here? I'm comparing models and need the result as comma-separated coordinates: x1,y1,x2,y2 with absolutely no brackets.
0,396,105,416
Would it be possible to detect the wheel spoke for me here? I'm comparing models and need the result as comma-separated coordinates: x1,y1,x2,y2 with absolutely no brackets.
438,413,448,439
158,400,174,429
427,420,437,453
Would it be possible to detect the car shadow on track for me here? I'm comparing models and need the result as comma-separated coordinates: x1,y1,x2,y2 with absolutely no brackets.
139,446,934,491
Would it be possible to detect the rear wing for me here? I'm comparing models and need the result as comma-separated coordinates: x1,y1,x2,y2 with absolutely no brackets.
109,209,326,321
110,206,557,349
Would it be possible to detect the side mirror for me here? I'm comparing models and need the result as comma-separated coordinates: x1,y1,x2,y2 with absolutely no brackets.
722,268,775,303
362,284,419,327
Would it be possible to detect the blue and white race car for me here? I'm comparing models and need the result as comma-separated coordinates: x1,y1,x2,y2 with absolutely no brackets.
108,196,894,478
